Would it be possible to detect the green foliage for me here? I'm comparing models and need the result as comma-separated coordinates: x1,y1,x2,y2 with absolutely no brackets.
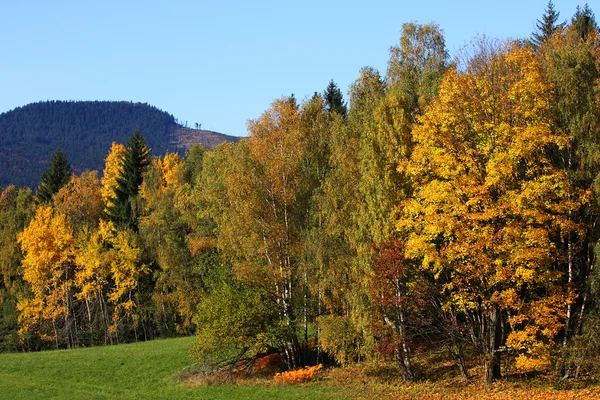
0,186,35,351
572,3,598,40
184,144,207,186
139,151,221,335
190,280,281,364
387,22,448,119
318,315,369,366
35,148,73,204
323,80,347,118
107,130,150,231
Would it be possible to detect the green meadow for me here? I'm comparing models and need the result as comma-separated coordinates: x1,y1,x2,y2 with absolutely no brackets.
0,337,343,400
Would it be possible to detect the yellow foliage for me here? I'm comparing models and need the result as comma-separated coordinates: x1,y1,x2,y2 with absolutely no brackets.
53,171,103,229
18,206,75,299
397,42,585,376
101,142,126,209
159,152,186,188
74,227,109,301
107,230,148,321
17,206,76,342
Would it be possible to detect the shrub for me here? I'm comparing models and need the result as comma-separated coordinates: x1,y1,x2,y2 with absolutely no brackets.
273,364,323,384
318,315,368,365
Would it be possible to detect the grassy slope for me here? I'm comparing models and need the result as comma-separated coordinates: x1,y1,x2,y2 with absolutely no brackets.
0,337,341,400
2,336,600,400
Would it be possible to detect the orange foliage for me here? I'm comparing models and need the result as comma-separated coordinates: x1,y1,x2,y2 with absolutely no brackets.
273,364,323,384
252,353,285,374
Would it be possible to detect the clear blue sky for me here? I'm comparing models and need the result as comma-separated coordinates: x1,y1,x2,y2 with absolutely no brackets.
0,1,586,137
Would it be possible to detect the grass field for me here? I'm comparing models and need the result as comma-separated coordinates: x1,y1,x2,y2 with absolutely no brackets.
0,336,343,400
2,337,600,400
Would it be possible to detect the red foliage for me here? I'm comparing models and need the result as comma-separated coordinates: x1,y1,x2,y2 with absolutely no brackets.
371,241,429,312
252,353,285,374
371,241,431,357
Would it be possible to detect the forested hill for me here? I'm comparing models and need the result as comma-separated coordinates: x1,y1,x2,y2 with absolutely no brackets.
0,100,239,189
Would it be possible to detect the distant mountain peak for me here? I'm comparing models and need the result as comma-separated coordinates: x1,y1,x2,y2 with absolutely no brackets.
0,100,239,188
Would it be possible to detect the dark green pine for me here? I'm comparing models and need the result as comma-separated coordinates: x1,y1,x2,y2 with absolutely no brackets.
107,130,150,231
531,1,565,48
36,148,73,204
323,80,348,119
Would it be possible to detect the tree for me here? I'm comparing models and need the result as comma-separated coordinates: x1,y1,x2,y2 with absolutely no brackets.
387,23,448,119
198,98,311,370
371,242,427,381
0,186,35,351
531,1,565,48
184,144,207,186
243,97,307,369
101,142,127,210
73,220,114,345
36,148,73,204
106,130,150,231
316,67,386,354
398,43,580,383
572,3,598,40
139,152,218,335
323,80,347,118
105,227,149,340
539,17,600,376
190,279,281,373
53,171,104,231
17,206,77,348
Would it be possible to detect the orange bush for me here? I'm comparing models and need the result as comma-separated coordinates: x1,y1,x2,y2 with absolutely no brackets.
273,364,323,384
252,353,285,374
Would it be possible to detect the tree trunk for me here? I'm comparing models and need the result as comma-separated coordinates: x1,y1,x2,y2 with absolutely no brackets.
456,348,469,381
397,306,415,381
563,233,573,348
483,307,502,384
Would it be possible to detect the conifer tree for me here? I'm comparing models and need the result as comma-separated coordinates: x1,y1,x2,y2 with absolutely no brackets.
107,130,150,231
36,148,73,204
531,1,565,48
572,3,598,40
323,80,348,118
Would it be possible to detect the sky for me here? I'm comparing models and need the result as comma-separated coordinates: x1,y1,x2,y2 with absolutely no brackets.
0,1,588,137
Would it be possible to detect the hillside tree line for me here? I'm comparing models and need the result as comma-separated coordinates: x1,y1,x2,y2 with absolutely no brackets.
0,1,599,385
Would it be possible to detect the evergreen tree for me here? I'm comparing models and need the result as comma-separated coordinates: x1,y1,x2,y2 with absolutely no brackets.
531,1,565,48
107,130,150,231
323,80,348,118
36,148,73,204
572,3,598,40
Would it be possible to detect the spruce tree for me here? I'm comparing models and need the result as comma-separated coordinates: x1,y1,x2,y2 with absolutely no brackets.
323,80,348,118
36,148,73,204
531,1,566,48
572,3,598,40
107,130,150,231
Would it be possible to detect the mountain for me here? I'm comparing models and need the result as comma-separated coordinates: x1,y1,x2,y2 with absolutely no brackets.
0,101,240,189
